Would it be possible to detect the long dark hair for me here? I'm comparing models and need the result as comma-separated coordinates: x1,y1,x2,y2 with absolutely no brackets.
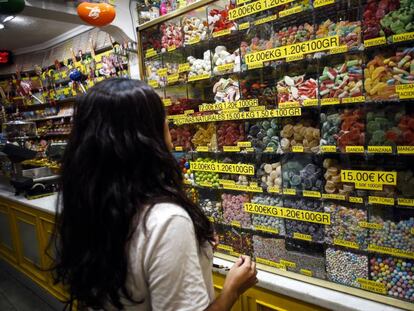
52,78,213,310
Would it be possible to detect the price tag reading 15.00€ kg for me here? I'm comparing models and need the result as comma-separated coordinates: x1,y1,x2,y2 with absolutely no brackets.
340,170,397,191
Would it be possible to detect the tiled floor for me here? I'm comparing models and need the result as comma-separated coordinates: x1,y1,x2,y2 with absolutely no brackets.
0,265,59,311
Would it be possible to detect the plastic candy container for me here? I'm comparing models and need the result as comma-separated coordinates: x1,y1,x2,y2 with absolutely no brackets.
363,0,414,40
319,58,363,102
247,119,281,153
365,47,414,101
324,203,368,249
326,248,368,288
276,59,318,108
191,123,218,152
160,20,184,52
284,198,324,243
222,193,251,228
370,256,414,301
320,108,365,152
217,121,246,149
251,195,285,235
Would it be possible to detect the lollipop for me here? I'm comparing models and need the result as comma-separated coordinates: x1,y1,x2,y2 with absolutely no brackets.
69,69,86,93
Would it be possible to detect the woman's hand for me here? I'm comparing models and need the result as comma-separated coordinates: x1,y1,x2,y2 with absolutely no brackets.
211,234,219,251
223,255,258,297
205,255,257,311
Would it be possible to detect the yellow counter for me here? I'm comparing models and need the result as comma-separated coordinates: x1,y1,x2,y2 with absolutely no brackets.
0,190,408,311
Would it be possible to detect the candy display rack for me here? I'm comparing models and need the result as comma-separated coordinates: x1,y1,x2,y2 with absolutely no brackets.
137,0,414,308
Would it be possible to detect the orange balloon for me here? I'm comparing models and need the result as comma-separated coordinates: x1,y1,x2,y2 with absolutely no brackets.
77,2,116,27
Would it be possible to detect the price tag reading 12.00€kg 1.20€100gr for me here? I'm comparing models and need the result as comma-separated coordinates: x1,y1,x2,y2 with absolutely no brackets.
244,36,339,65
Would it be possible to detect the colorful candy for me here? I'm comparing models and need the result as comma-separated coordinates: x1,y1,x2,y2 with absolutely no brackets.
320,59,363,100
280,122,320,153
160,21,184,52
320,108,365,151
222,193,251,228
316,19,361,51
213,78,240,102
217,121,246,148
324,203,368,248
208,7,237,34
326,248,368,287
182,16,208,45
277,75,318,106
247,119,281,152
251,195,285,235
365,48,414,101
257,162,282,190
369,216,414,252
253,235,286,263
191,123,218,151
370,256,414,301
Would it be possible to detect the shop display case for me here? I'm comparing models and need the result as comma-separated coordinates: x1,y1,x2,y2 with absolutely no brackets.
137,0,414,308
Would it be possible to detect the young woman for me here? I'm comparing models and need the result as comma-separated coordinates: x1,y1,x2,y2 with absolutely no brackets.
52,78,257,310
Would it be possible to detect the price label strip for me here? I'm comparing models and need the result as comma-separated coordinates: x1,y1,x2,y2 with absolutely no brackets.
256,258,286,269
174,108,302,125
357,279,387,295
368,244,414,260
279,5,302,18
333,239,360,249
244,203,331,225
397,146,414,154
396,84,414,99
254,225,278,234
392,32,414,43
228,0,294,20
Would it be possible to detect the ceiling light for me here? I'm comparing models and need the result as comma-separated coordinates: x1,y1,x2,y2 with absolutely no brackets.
0,23,4,30
3,16,15,23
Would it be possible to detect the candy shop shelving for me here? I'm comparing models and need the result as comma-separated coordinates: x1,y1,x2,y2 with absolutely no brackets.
137,0,414,308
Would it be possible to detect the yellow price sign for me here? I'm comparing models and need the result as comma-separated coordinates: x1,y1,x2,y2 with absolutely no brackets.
364,37,386,48
190,161,255,175
244,203,331,225
279,5,302,17
254,14,277,26
293,233,312,241
245,36,339,65
357,279,387,294
333,239,360,249
228,0,294,20
392,32,414,43
313,0,334,7
396,83,414,99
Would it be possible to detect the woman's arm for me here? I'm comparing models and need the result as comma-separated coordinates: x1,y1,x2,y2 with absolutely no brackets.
205,256,257,311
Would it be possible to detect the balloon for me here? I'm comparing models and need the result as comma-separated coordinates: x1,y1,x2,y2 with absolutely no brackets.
19,81,32,96
69,69,86,93
77,2,116,27
69,69,83,82
0,0,25,15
